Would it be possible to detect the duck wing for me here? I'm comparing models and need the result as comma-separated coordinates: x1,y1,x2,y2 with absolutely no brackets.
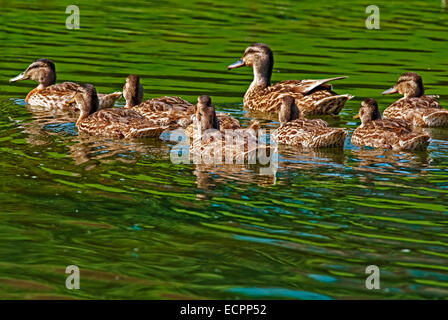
276,76,348,95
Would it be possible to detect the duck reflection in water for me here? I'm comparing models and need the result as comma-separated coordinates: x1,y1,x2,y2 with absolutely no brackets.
350,148,431,177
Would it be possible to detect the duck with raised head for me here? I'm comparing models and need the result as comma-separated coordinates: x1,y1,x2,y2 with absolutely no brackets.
9,59,122,110
352,98,430,151
228,43,353,115
382,72,448,127
123,74,243,130
70,84,164,139
190,95,267,162
272,96,347,148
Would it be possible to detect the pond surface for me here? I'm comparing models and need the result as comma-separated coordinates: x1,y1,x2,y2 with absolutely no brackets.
1,0,448,299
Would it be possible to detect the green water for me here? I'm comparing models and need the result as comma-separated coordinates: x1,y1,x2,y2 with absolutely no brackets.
1,0,448,299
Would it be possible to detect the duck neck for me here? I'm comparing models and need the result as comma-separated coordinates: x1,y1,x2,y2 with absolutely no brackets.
76,110,89,126
37,69,56,89
247,58,273,94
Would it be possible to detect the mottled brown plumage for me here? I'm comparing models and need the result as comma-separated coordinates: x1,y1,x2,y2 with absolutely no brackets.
122,74,195,128
185,112,244,138
123,75,242,131
189,96,268,163
73,84,164,139
228,43,353,115
352,98,430,151
272,96,347,148
10,59,122,110
382,72,448,127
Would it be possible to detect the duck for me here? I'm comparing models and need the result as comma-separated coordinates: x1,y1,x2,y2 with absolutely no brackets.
352,98,430,151
9,59,122,110
123,74,195,128
122,74,243,131
382,72,448,127
189,95,268,163
272,96,347,148
227,43,353,115
70,84,165,139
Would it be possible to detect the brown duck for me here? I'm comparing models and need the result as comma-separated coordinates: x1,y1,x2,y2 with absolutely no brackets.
352,98,430,151
70,84,164,139
190,96,267,163
272,96,347,148
9,59,122,110
382,72,448,127
123,74,243,130
228,43,353,115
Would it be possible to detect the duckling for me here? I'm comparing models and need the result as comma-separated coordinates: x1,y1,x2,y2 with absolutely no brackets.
272,96,347,148
9,59,122,110
190,95,267,163
352,98,430,151
228,43,353,115
71,84,164,139
123,74,243,130
382,72,448,127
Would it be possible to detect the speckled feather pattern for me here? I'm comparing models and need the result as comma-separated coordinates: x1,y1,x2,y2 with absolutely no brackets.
26,82,122,110
351,118,430,151
190,129,268,163
383,96,448,127
185,113,242,137
132,96,196,129
272,119,347,148
77,108,164,139
243,80,352,115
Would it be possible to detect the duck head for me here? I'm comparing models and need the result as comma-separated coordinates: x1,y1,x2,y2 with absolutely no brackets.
123,74,144,108
279,96,300,125
382,72,424,98
10,59,56,89
195,95,220,132
68,84,99,126
228,43,273,88
354,98,382,124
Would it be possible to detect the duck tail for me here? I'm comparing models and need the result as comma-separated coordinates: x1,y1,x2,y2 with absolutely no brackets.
98,91,123,110
399,133,430,151
313,94,354,115
423,110,448,127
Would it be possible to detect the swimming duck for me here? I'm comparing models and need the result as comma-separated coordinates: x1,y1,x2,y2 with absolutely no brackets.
190,95,267,163
123,74,243,131
352,98,430,151
228,43,353,115
10,59,122,110
70,84,164,139
272,96,347,148
122,74,195,128
382,72,448,127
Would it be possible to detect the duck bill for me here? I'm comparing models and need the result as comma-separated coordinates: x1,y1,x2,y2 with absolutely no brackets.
9,72,28,82
353,114,360,119
382,87,398,95
227,59,245,70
